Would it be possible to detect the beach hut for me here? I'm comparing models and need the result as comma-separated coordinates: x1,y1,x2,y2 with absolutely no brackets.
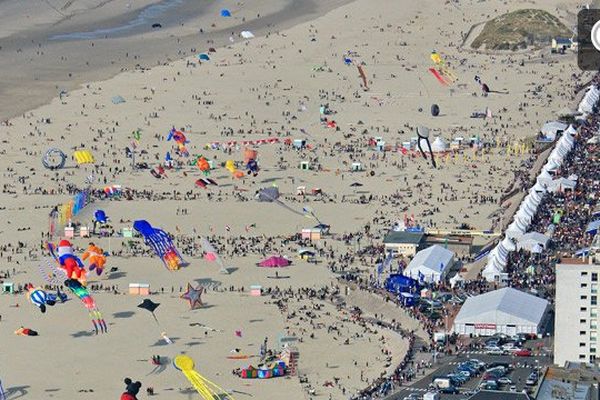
301,228,321,241
296,186,306,195
122,227,133,238
299,161,310,170
293,139,306,149
2,282,14,294
250,285,262,297
64,226,75,238
79,226,89,238
351,162,363,171
129,283,150,295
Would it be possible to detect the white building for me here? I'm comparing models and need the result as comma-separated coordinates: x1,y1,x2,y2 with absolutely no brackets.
555,261,600,366
404,244,454,283
453,287,549,336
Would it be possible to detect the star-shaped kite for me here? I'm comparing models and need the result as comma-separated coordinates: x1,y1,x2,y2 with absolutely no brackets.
180,283,204,310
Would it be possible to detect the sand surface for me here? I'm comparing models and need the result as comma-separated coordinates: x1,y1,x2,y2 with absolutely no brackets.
0,0,590,399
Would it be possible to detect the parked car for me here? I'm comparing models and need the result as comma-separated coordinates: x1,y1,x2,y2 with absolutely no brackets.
486,347,505,355
439,386,460,394
498,377,513,385
526,373,539,386
515,349,532,357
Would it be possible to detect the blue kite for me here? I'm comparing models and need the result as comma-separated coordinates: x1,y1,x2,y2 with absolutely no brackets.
94,209,108,224
133,220,184,270
220,9,231,17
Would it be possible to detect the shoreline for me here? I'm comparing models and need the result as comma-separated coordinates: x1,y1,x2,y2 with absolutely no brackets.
0,0,354,121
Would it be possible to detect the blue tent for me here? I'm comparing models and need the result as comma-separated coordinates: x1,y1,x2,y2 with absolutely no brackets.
384,273,418,294
586,219,600,235
94,210,108,223
220,9,231,17
198,53,210,61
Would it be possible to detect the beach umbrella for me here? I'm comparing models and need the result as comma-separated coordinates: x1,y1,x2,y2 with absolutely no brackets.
431,104,440,116
138,299,160,325
180,283,204,310
220,9,232,17
198,53,210,61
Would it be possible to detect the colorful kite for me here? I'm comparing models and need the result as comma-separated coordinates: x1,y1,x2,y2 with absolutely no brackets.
196,156,211,175
167,128,189,157
42,148,67,170
26,284,56,313
173,355,236,400
180,283,204,310
133,220,183,270
73,150,95,164
82,242,107,276
41,246,108,334
429,51,457,86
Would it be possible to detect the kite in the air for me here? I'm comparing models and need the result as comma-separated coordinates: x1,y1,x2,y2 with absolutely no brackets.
150,164,167,179
195,178,218,189
256,186,323,223
138,299,161,325
167,127,189,157
48,240,87,285
429,51,457,86
82,242,107,276
357,65,368,90
26,284,56,313
225,160,245,179
244,148,259,176
39,253,107,334
196,156,211,175
416,126,436,168
173,355,236,400
42,148,67,170
181,283,204,310
133,220,183,270
73,150,95,165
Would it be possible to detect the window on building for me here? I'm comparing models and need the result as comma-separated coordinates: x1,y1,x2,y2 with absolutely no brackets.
582,283,589,288
593,296,598,306
582,295,589,300
582,272,589,276
593,273,598,282
591,355,597,363
580,354,587,359
581,331,587,335
581,342,587,347
581,319,587,323
582,307,588,312
591,348,597,353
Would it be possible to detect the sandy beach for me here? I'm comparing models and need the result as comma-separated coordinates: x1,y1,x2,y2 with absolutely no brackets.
0,0,593,399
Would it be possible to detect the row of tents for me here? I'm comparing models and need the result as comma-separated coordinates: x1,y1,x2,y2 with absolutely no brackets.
482,85,600,282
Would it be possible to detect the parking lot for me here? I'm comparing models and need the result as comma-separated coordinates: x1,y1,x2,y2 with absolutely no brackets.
385,350,552,400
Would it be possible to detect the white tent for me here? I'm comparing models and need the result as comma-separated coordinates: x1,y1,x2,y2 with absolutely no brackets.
578,85,600,115
501,236,516,252
453,287,549,336
547,177,577,193
241,31,255,39
517,232,551,252
431,137,449,153
506,221,525,240
404,245,454,283
541,121,568,141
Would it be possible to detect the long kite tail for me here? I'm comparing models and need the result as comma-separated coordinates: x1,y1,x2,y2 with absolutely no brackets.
183,370,236,400
66,280,108,334
428,68,449,86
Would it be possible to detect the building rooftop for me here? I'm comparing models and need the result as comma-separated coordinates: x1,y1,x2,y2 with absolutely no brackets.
468,390,530,400
383,231,424,245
